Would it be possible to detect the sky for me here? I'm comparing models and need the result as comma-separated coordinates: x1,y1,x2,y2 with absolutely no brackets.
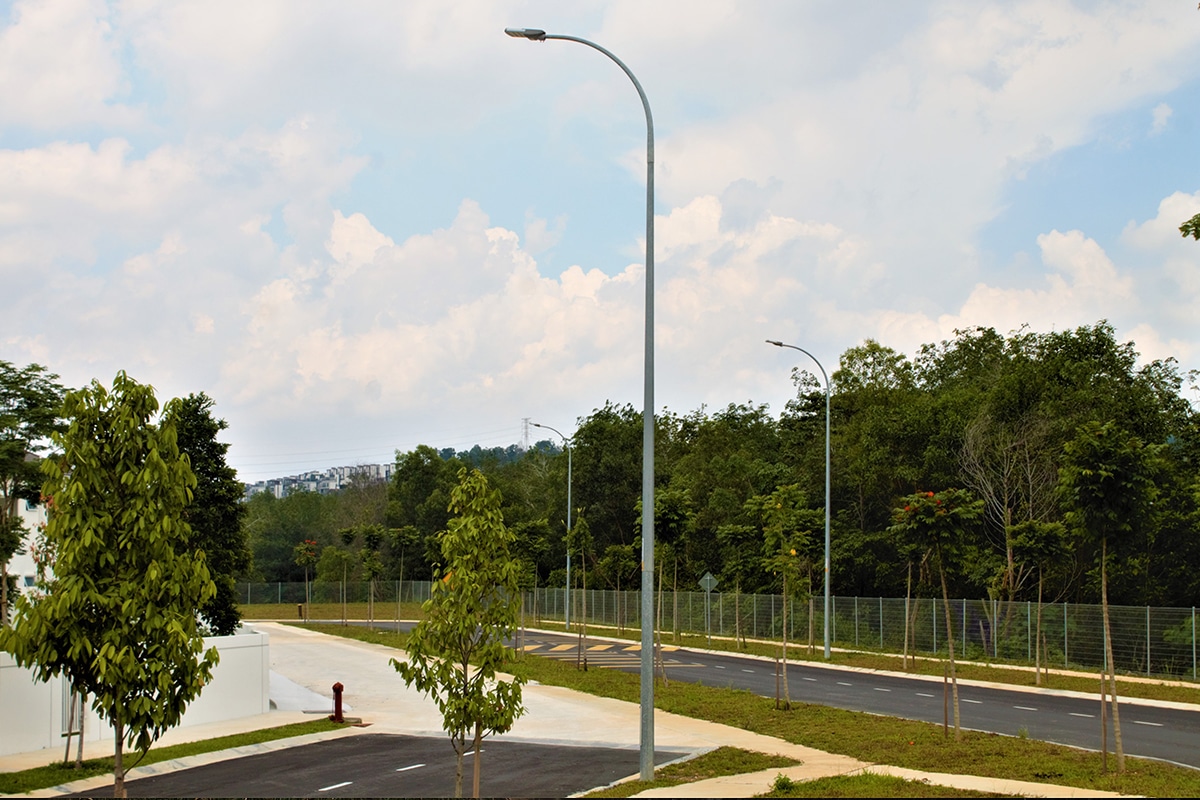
2,0,1199,483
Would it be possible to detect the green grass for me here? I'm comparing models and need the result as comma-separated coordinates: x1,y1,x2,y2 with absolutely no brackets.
0,718,345,795
569,624,1200,706
303,622,1200,798
580,746,799,798
761,772,1008,798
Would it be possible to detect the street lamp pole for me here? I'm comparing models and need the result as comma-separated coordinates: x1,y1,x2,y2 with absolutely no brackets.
532,422,572,631
767,339,832,660
506,27,657,779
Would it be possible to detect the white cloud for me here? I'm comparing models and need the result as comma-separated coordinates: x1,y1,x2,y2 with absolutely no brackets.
0,0,139,129
1150,102,1173,136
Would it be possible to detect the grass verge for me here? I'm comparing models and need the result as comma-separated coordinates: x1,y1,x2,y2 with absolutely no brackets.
0,718,345,795
303,622,1200,798
555,624,1200,705
762,772,1007,797
579,746,799,798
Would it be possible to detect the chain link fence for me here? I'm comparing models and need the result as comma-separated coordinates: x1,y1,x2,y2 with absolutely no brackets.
238,582,1199,681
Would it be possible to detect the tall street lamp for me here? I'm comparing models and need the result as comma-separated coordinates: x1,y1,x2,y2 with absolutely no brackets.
531,421,573,631
767,339,832,660
505,26,657,780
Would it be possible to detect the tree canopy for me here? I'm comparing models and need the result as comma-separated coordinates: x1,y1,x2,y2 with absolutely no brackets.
0,373,218,798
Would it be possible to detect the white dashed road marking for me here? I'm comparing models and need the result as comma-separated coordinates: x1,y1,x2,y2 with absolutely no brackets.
837,681,853,686
1133,721,1164,727
396,764,425,772
1014,706,1038,711
1070,713,1094,718
874,687,891,692
319,782,352,792
917,692,935,697
742,669,754,673
963,699,982,704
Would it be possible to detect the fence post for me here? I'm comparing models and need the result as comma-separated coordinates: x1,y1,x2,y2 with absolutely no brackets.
962,598,967,653
1064,602,1069,668
855,596,859,647
754,594,758,639
933,601,937,654
1193,607,1196,681
278,582,281,604
833,595,837,645
1027,601,1032,661
880,596,884,648
1146,606,1151,676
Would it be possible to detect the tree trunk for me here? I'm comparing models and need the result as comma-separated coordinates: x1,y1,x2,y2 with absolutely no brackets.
471,722,482,798
781,575,790,710
937,547,961,740
113,710,126,799
735,581,742,649
454,737,464,798
1101,538,1124,771
1035,570,1044,687
903,562,912,670
808,594,815,656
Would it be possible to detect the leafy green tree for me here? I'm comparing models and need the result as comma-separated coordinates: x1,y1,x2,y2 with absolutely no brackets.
0,373,218,798
1180,212,1200,240
393,468,525,798
1058,421,1162,773
169,393,250,636
890,488,983,740
0,360,65,625
242,488,336,581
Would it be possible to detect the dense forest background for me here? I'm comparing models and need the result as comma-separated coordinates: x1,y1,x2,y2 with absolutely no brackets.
242,322,1200,608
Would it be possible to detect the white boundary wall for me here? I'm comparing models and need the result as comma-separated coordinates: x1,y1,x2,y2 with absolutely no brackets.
0,627,269,757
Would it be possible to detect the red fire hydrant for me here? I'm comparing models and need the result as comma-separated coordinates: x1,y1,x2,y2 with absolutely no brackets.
331,682,344,723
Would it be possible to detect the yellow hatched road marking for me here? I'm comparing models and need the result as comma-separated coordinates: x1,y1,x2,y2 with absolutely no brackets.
623,645,641,652
588,644,614,651
549,644,575,652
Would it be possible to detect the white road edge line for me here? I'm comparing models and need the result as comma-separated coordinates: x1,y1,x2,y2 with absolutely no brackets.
1133,720,1164,727
396,764,425,772
319,781,353,792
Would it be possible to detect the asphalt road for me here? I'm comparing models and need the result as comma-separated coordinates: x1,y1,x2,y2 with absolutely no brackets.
71,734,687,798
513,627,1200,770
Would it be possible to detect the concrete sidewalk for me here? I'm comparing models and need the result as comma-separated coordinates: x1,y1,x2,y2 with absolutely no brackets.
1,622,1133,797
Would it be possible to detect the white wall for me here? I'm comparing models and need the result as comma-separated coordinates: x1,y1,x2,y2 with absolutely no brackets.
0,627,270,757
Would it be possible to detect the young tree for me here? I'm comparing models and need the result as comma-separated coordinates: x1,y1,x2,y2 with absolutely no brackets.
749,484,818,710
169,393,250,636
1058,421,1161,773
392,468,525,798
293,539,318,621
0,360,65,625
0,373,218,798
890,488,983,740
1010,520,1067,686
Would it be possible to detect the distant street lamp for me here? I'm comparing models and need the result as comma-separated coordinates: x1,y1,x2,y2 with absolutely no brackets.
767,339,832,660
531,422,573,631
505,26,657,780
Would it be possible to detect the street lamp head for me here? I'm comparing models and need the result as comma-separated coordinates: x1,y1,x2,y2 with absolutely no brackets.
504,27,547,41
766,339,784,347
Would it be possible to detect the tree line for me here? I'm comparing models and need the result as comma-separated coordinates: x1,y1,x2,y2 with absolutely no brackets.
244,320,1200,611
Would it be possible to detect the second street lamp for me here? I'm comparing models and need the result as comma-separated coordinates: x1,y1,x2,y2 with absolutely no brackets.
531,421,572,631
767,339,832,660
506,26,657,780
